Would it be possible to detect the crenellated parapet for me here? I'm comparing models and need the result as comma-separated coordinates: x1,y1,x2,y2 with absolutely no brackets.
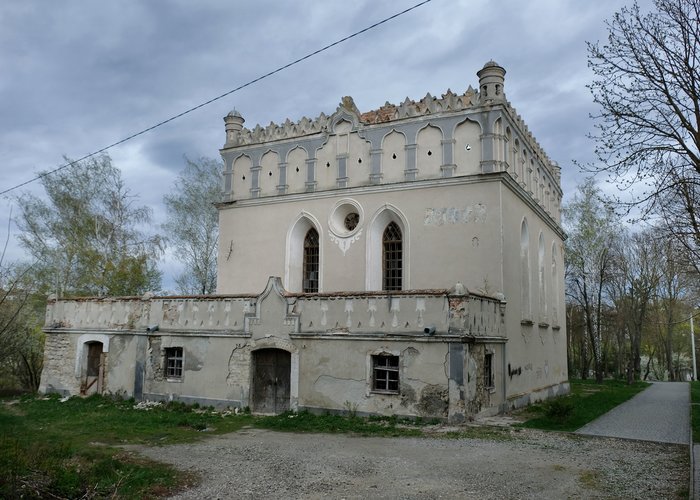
502,100,559,181
223,87,481,149
219,61,563,222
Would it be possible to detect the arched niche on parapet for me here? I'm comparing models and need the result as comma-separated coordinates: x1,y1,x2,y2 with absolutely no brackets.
453,117,482,175
381,130,407,184
232,154,253,200
285,146,309,194
259,150,280,198
416,123,443,179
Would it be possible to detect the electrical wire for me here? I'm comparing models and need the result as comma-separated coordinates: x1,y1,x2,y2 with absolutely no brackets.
0,0,432,197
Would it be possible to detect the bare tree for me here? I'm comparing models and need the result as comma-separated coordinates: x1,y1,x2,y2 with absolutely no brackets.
607,231,661,381
564,179,621,383
587,0,700,268
163,157,221,295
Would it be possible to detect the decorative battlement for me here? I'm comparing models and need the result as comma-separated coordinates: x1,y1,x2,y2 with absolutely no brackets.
221,61,557,177
219,61,562,221
224,88,481,148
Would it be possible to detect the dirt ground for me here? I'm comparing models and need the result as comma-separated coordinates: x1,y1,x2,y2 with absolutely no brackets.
130,425,688,499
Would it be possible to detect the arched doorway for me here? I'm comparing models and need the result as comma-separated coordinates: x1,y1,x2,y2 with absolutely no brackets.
81,341,105,395
251,348,291,414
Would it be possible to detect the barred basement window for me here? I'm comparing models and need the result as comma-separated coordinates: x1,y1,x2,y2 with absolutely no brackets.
165,347,183,379
484,352,494,389
303,228,319,293
372,355,399,393
382,222,402,291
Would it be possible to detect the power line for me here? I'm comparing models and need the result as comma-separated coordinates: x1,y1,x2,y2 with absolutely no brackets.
0,0,432,197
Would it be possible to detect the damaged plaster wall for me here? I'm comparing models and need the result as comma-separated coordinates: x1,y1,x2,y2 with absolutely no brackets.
144,335,250,407
39,333,77,395
297,338,450,419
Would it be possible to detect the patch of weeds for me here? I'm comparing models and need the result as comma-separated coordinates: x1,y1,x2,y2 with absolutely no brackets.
578,469,603,489
255,411,423,437
343,400,359,418
435,426,513,441
543,398,574,422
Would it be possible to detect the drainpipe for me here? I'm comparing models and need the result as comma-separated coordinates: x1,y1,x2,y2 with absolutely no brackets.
502,343,507,411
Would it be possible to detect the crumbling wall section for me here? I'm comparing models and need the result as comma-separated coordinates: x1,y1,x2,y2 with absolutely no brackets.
464,344,489,415
147,336,164,382
39,333,78,395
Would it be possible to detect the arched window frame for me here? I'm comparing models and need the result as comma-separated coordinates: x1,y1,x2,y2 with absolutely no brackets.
538,232,546,321
285,213,323,292
382,222,403,291
302,228,319,293
366,205,409,291
551,241,559,325
520,218,531,321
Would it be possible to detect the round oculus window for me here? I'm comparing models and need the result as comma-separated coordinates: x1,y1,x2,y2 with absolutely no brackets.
329,200,363,237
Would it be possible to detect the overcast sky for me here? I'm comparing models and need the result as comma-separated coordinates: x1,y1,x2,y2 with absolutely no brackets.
0,0,652,292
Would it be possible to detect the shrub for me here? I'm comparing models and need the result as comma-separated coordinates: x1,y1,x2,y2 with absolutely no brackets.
544,398,574,422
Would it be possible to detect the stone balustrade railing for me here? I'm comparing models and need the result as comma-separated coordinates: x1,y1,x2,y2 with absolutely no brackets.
44,295,255,334
45,289,506,338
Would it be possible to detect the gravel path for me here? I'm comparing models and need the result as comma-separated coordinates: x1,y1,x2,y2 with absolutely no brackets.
576,381,689,444
130,427,687,499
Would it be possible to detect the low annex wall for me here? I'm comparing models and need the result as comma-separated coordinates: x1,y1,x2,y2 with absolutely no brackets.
40,285,509,420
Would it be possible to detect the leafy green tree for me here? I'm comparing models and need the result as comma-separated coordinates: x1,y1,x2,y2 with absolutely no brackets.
587,0,700,270
163,157,221,295
15,154,162,297
564,179,621,383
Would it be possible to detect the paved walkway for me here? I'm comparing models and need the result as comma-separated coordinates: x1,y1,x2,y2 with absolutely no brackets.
576,381,689,445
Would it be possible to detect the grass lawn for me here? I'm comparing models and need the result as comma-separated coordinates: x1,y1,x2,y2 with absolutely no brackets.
0,394,255,498
517,379,650,432
0,395,479,498
690,381,700,442
2,380,649,498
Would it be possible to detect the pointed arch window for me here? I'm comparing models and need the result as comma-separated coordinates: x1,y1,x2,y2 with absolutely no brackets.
382,222,403,291
520,219,531,320
303,228,319,293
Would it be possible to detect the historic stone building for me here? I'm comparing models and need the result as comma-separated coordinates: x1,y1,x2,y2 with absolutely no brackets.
39,61,568,421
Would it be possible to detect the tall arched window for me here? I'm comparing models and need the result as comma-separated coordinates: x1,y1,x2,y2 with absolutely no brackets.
302,228,319,293
538,233,546,320
520,219,531,320
551,242,559,325
383,222,402,291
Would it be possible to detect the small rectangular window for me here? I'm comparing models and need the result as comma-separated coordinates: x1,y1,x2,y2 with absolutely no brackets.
372,355,399,393
484,352,494,389
165,347,183,379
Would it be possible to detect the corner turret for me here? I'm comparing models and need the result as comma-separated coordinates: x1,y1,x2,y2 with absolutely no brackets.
223,109,245,147
477,61,506,103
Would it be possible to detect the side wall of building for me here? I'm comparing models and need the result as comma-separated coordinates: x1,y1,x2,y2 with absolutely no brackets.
499,181,568,407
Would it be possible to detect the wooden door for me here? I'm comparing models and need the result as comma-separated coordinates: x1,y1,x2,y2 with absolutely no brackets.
83,342,104,395
252,349,291,414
